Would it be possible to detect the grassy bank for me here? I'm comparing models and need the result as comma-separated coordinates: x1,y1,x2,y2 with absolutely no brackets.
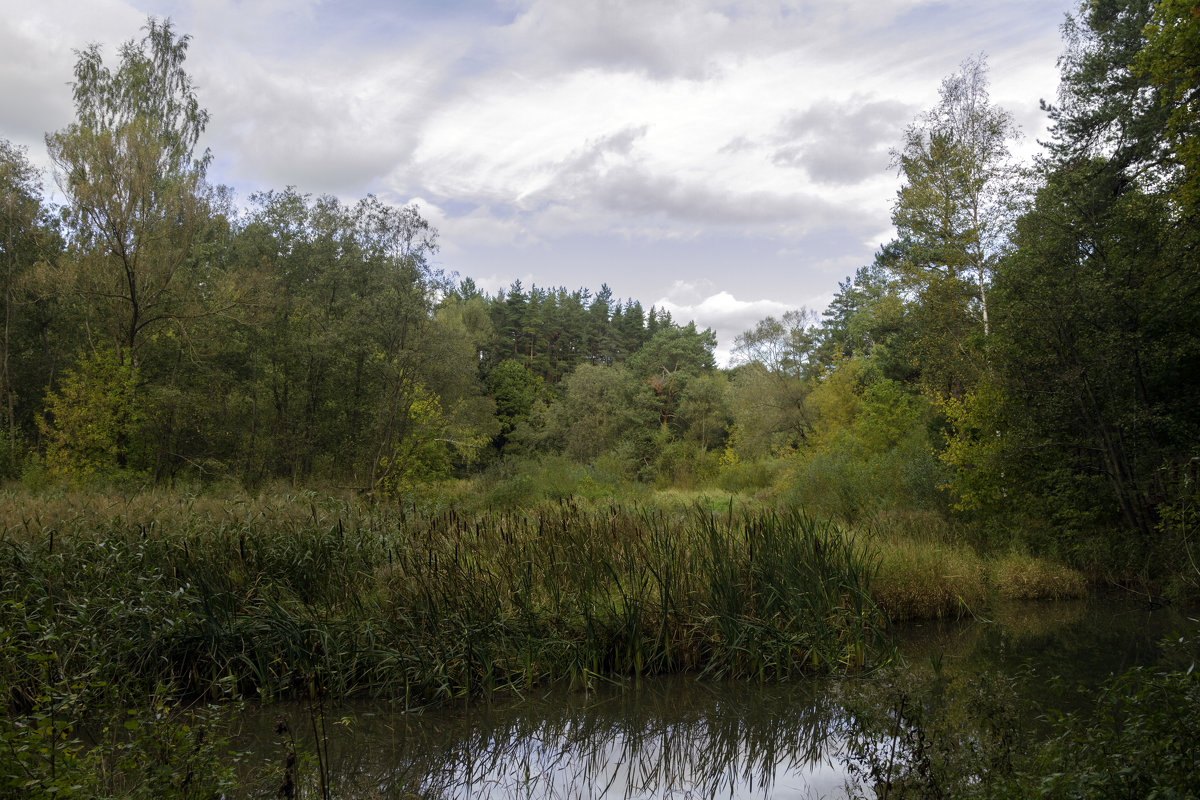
863,510,1087,621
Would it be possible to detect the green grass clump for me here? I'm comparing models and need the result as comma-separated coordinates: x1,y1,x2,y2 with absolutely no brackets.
855,510,987,621
851,511,1087,621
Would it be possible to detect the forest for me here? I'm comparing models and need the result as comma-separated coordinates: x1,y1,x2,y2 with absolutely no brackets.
1,0,1198,797
2,0,1196,592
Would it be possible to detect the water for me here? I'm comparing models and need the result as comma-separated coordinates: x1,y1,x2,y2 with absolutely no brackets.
228,597,1193,799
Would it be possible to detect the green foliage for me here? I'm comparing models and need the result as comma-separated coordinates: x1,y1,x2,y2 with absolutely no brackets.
480,281,663,383
725,362,811,460
1007,657,1200,799
626,323,719,431
44,17,223,358
891,54,1025,343
546,364,656,463
1133,0,1200,211
990,550,1087,601
374,385,455,495
39,348,148,483
993,159,1200,542
87,693,241,799
3,6,1199,603
784,359,943,524
715,455,781,495
936,382,1010,515
869,534,989,621
1,139,63,449
842,626,1200,800
650,428,722,490
1047,0,1171,183
477,455,609,508
0,598,241,799
487,358,541,451
731,309,818,377
0,425,28,481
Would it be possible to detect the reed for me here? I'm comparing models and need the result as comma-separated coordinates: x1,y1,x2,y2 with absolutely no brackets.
0,491,889,708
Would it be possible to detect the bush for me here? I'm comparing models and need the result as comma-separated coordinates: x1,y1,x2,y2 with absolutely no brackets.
716,457,780,494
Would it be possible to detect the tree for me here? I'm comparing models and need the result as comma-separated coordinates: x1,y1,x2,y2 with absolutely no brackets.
731,309,818,378
993,162,1199,538
1133,0,1200,211
987,0,1200,545
626,323,717,428
0,143,58,435
38,18,239,473
487,358,541,450
892,54,1024,338
1045,1,1169,182
235,188,444,488
546,364,655,463
39,348,144,482
726,309,821,459
45,18,230,360
675,372,730,450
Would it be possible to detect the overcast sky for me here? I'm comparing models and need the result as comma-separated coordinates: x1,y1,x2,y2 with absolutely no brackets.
1,0,1077,362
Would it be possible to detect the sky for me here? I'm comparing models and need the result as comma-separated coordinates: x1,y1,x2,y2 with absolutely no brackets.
0,0,1078,363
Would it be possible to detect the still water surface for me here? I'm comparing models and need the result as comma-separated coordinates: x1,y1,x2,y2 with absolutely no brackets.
231,598,1191,799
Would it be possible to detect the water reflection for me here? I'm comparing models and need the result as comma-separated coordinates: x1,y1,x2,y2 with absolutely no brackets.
237,677,855,799
231,598,1189,799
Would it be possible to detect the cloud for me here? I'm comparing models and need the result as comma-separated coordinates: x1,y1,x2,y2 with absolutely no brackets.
493,0,958,82
193,33,460,199
0,0,145,160
770,98,915,185
541,157,847,229
497,0,735,80
655,285,799,366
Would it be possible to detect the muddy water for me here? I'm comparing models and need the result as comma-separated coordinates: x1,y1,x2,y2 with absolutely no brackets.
229,598,1192,799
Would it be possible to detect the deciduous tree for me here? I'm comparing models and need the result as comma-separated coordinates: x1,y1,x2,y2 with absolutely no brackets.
45,18,231,359
892,54,1024,338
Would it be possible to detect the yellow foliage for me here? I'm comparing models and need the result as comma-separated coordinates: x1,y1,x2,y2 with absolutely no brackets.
38,348,148,483
935,383,1008,513
375,383,490,497
806,356,866,448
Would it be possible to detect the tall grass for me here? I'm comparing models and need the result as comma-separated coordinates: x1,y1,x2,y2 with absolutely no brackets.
0,491,888,708
856,510,1087,621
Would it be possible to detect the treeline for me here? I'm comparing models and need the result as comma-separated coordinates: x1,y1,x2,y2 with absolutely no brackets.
733,0,1199,581
1,3,1198,586
0,17,723,492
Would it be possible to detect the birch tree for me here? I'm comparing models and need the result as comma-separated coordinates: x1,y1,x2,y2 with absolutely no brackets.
891,54,1024,337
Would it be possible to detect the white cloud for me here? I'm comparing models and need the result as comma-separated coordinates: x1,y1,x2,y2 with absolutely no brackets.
656,288,797,366
0,0,146,159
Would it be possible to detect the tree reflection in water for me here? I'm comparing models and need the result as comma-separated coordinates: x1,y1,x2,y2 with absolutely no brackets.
232,598,1188,799
237,675,856,799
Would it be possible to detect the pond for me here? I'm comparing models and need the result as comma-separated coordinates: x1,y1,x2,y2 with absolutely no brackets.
228,597,1192,799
